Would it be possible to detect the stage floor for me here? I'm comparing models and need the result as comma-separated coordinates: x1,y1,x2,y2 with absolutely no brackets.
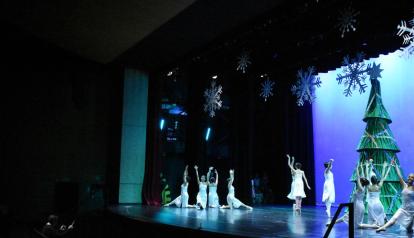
108,204,410,238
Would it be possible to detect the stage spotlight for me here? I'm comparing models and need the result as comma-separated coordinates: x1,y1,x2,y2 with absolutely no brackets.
160,119,165,130
212,75,218,79
205,127,211,141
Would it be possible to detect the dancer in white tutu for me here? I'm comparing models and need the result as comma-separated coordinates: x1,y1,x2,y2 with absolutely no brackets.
287,154,311,213
377,161,414,233
359,159,392,228
207,167,220,208
322,159,335,217
164,165,195,208
330,163,369,227
194,165,208,209
221,169,253,210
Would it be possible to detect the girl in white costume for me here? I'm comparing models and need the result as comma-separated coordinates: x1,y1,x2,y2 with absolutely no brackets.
322,159,335,217
331,163,369,227
221,169,253,210
359,159,392,228
194,165,208,209
207,167,220,208
164,165,195,208
287,154,311,213
377,162,414,233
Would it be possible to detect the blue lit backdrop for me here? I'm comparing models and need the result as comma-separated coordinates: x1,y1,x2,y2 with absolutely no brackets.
313,51,414,206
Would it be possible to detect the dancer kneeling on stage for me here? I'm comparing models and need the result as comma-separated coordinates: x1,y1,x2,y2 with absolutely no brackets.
207,167,220,208
164,165,195,208
287,154,311,213
359,159,392,229
377,162,414,233
194,165,208,209
221,169,253,210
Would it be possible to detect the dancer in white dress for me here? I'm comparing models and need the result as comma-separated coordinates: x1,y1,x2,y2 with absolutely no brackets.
331,163,369,227
194,165,208,209
360,159,392,228
287,154,311,213
221,169,253,210
164,165,195,208
207,167,220,208
377,162,414,233
322,159,335,217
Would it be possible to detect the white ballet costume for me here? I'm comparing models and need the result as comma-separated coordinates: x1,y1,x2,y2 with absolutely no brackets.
389,188,414,230
171,183,189,207
353,190,365,226
227,185,243,208
287,170,306,200
196,183,208,208
367,191,386,225
208,185,220,208
322,171,335,203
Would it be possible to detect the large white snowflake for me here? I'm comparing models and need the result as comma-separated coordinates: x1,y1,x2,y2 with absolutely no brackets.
397,18,414,59
260,78,275,102
236,51,251,74
336,53,371,97
291,66,321,106
203,80,223,118
336,6,359,38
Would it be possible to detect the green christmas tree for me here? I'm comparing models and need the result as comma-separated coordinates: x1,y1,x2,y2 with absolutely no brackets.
350,63,403,215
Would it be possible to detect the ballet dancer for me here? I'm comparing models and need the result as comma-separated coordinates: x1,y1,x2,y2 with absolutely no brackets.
359,159,392,228
287,154,311,213
207,167,220,208
329,163,369,227
194,165,208,209
220,169,253,210
164,165,195,208
322,159,335,217
377,161,414,233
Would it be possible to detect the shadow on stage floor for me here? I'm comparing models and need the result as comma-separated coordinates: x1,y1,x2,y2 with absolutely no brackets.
106,204,412,238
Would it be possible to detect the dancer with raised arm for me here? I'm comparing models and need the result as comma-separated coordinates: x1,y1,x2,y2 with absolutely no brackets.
164,165,195,208
359,159,392,228
287,154,311,213
330,163,369,227
194,165,208,209
377,161,414,233
221,169,253,210
322,159,335,217
207,167,220,208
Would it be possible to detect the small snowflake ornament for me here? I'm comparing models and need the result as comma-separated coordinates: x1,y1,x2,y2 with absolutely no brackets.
336,53,370,97
291,66,321,106
260,76,275,102
337,6,360,38
236,50,251,74
203,80,223,118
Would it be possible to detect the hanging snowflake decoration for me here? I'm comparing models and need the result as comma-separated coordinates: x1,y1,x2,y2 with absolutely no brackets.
236,51,251,74
336,6,360,38
396,17,414,59
259,76,275,102
203,80,223,118
336,53,371,97
291,66,321,106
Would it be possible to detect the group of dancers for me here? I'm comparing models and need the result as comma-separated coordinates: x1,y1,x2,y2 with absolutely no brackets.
164,165,253,210
163,155,414,233
327,158,414,233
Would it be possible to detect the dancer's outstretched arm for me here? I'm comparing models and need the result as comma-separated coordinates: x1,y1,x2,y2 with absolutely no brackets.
183,165,189,184
325,159,334,174
215,169,219,186
194,165,200,185
379,162,392,187
393,160,407,188
286,154,295,173
302,172,311,190
229,169,234,186
207,167,212,186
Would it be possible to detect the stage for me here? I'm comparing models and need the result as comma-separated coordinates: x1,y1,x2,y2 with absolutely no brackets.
106,204,410,238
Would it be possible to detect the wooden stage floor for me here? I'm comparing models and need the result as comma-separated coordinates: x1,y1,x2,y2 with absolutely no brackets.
107,204,412,238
